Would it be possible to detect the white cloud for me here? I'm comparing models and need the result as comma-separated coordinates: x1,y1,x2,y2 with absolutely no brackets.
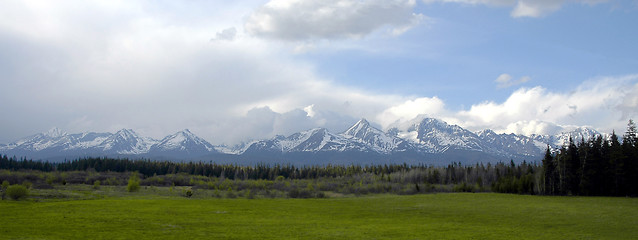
617,83,638,119
504,120,563,136
245,0,424,41
495,73,531,88
454,74,638,135
422,0,610,18
304,104,316,118
376,97,447,128
206,106,364,144
375,74,638,136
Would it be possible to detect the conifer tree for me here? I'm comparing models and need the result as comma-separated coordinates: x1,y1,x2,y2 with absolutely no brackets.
542,147,555,195
564,137,581,195
609,132,625,196
622,119,637,196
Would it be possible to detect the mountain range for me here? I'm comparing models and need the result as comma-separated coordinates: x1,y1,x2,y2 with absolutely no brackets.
0,118,602,165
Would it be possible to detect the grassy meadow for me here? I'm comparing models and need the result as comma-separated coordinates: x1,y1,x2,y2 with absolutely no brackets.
1,186,637,239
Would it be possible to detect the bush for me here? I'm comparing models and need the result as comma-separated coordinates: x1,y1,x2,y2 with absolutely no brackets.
288,188,314,198
93,180,101,189
127,173,141,192
1,180,9,190
213,189,222,198
46,176,54,185
6,185,28,200
225,190,237,199
315,191,326,198
454,182,475,193
107,177,119,186
183,187,193,198
246,189,255,199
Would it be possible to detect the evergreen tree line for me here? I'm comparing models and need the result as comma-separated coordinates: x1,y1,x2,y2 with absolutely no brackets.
1,154,543,194
1,155,542,196
0,156,416,180
542,120,638,196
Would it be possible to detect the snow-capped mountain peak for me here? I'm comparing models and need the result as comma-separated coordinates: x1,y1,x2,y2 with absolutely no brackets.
149,129,216,155
1,117,610,164
476,129,497,138
343,118,371,136
409,118,484,152
342,118,407,153
530,127,602,148
45,127,67,138
99,129,157,154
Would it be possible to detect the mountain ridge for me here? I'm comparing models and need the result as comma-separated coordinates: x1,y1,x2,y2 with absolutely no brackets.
0,118,603,164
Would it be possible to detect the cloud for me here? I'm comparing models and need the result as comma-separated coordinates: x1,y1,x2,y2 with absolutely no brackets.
495,73,531,88
245,0,424,41
0,0,403,144
616,81,638,120
0,0,634,146
422,0,609,18
376,97,447,127
504,120,563,136
207,106,363,144
374,74,638,136
304,104,316,118
211,27,237,41
454,74,638,135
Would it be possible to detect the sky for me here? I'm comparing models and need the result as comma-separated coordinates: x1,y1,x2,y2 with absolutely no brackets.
1,0,637,145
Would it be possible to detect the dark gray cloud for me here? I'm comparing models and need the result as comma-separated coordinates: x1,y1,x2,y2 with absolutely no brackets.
245,0,424,41
211,27,237,41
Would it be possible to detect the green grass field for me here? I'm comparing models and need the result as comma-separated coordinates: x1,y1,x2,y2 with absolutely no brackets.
1,187,637,239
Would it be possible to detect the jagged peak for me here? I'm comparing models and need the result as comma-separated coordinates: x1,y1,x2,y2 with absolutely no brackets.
44,127,66,138
477,129,497,137
154,129,214,150
344,118,372,135
168,129,197,139
304,127,327,133
356,118,370,126
417,118,464,133
114,128,137,135
419,117,450,126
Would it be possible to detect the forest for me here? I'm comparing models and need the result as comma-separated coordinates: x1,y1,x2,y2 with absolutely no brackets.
542,120,638,196
1,120,636,198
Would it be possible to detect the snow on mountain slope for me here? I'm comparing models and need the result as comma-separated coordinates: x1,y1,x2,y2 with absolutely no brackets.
477,129,545,157
69,132,113,149
288,128,369,152
530,127,602,149
242,128,371,154
148,129,216,156
1,128,215,157
342,119,413,153
389,118,485,153
0,118,608,163
6,127,69,151
98,129,158,154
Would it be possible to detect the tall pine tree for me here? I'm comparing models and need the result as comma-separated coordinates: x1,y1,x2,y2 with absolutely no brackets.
622,120,637,196
542,147,556,195
609,132,625,196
